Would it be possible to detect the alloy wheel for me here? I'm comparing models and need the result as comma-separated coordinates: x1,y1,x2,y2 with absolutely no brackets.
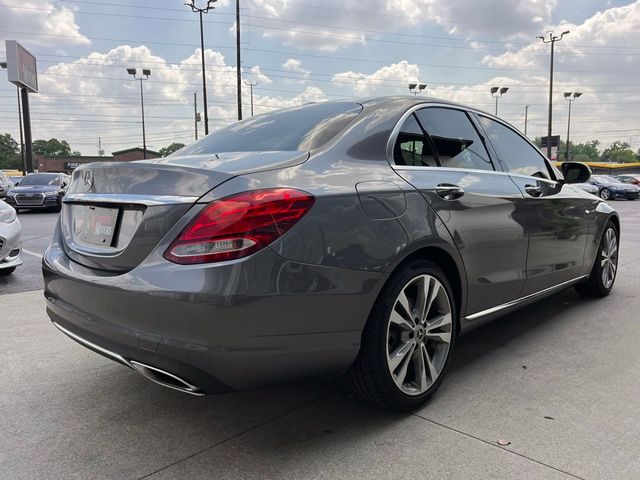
600,189,610,200
386,274,453,396
601,227,618,289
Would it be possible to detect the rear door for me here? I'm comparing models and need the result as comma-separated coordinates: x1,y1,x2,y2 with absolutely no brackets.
391,106,528,316
476,114,594,295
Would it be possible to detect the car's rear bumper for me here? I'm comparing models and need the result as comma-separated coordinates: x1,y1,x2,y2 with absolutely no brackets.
43,236,382,394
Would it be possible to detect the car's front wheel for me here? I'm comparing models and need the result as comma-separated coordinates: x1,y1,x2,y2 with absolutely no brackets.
576,221,618,297
346,260,456,410
600,188,611,200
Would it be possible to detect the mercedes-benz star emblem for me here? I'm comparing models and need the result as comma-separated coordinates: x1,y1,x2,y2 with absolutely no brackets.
81,169,94,192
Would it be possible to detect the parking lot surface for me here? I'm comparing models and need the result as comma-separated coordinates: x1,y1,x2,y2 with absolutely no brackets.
1,202,639,479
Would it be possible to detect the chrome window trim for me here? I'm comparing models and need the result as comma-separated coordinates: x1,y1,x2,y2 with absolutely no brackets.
64,193,199,206
393,165,511,177
386,102,500,173
463,274,590,321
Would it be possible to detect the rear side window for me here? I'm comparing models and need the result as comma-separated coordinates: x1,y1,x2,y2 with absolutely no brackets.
415,108,493,171
393,114,437,167
179,102,362,155
478,116,552,179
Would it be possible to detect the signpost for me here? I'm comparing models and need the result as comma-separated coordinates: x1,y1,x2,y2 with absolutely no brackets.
5,40,37,173
541,135,561,161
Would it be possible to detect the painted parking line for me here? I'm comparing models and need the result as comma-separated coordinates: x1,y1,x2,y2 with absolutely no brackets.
21,248,43,259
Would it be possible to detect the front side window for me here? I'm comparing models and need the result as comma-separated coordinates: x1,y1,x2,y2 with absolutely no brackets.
478,116,552,179
415,108,493,171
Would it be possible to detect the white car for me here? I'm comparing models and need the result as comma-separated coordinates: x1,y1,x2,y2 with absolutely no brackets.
0,202,22,275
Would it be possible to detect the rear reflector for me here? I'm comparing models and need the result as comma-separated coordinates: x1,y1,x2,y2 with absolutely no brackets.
164,188,315,264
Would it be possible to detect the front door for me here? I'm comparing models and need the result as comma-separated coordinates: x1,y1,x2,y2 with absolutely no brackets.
476,114,592,295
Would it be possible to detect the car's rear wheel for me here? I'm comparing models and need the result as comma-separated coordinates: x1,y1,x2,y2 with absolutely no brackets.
346,260,456,410
0,267,16,276
576,221,618,297
600,188,611,200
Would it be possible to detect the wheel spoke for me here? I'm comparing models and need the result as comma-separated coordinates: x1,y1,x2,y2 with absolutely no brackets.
426,329,452,344
424,280,440,323
422,344,438,382
414,346,429,391
392,342,416,388
388,340,415,373
390,309,415,332
415,277,430,323
396,291,413,322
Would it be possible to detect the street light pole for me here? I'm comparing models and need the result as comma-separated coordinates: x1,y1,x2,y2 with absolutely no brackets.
236,0,243,121
408,82,427,95
127,68,150,160
244,80,257,116
538,30,569,159
490,86,509,116
523,105,529,137
564,92,582,161
186,0,217,135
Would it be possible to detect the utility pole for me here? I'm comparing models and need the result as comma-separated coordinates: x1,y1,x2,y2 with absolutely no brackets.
244,80,257,116
564,92,582,161
523,105,529,137
537,30,569,159
127,68,150,159
194,91,199,140
185,1,217,135
236,0,243,120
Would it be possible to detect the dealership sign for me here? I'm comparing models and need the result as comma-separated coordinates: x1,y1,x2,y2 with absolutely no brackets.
5,40,38,93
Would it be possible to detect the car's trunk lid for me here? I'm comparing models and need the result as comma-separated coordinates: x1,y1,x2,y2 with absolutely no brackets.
60,151,308,272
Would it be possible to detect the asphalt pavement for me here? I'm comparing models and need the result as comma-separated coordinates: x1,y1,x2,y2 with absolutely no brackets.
1,201,639,479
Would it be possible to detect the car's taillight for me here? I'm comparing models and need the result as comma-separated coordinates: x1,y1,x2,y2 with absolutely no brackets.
164,188,315,265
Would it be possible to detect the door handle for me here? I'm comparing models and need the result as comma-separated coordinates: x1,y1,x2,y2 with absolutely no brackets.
435,183,465,200
525,185,543,197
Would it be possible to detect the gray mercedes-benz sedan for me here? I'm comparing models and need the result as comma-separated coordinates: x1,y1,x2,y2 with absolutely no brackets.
43,97,619,410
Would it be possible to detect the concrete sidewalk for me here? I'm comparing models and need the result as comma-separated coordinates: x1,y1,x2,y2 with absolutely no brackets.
1,260,639,479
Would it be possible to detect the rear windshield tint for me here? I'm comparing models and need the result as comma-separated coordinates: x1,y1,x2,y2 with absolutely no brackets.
179,102,362,155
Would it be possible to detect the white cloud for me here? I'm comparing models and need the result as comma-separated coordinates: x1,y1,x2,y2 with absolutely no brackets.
332,61,421,96
0,1,89,46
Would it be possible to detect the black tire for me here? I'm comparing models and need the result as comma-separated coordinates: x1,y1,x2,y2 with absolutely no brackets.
599,188,611,200
0,267,16,276
345,260,457,411
576,221,618,297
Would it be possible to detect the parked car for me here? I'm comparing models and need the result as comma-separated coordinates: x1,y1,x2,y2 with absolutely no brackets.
0,202,22,275
0,171,13,199
4,173,69,212
44,97,620,410
590,175,640,200
573,181,599,195
615,174,640,186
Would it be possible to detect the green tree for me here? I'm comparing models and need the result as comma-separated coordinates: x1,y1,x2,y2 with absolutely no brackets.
32,138,75,156
159,142,185,157
0,133,21,169
601,141,638,163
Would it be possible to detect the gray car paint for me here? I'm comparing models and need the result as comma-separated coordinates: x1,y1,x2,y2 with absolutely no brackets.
42,96,619,394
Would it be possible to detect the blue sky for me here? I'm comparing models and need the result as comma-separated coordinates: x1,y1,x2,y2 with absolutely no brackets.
1,0,639,155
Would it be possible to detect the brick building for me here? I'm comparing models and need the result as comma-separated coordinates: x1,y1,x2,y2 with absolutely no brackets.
37,147,161,173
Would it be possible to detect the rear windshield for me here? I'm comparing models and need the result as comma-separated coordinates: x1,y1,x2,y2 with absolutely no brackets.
179,102,362,155
19,174,62,186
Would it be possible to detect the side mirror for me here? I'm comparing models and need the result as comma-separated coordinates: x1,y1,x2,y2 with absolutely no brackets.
561,162,591,184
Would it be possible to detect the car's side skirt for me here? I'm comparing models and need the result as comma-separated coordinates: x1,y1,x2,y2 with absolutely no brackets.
462,274,590,324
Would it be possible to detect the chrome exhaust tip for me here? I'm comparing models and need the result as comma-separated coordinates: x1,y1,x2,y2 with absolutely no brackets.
52,321,205,396
129,360,204,396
